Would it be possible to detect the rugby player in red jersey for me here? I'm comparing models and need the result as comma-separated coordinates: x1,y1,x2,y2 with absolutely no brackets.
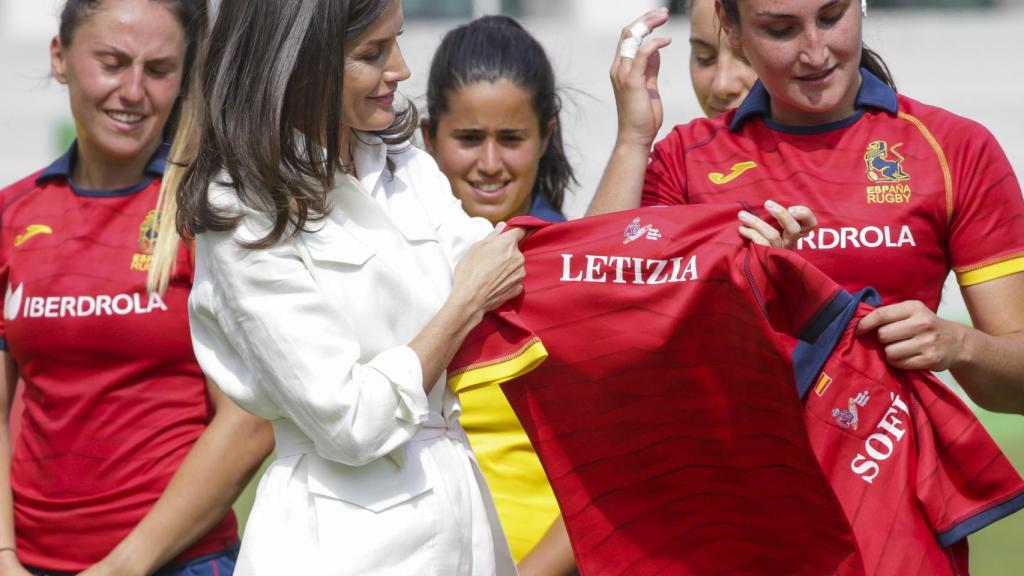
0,1,272,574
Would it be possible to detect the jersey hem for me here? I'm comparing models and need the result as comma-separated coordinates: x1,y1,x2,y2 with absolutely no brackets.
447,338,548,393
936,489,1024,547
955,255,1024,286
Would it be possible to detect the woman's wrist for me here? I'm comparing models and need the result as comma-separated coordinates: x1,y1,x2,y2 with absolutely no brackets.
946,320,975,372
0,548,24,572
614,131,655,152
442,289,485,334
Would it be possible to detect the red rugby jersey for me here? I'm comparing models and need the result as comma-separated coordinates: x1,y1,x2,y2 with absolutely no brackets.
794,290,1024,575
0,145,238,571
449,205,865,575
643,70,1024,309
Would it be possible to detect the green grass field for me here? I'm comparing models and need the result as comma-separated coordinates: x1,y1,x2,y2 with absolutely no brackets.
967,410,1024,575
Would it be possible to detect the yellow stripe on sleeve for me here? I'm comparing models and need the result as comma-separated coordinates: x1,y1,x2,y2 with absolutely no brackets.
447,338,548,394
956,255,1024,286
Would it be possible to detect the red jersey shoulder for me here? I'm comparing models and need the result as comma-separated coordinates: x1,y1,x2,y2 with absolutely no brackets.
1,170,51,260
1,169,45,195
662,115,730,154
644,117,735,207
0,170,47,211
896,94,994,143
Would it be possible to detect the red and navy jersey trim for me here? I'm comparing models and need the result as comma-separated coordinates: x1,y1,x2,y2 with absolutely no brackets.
937,492,1024,547
793,288,880,399
35,141,169,198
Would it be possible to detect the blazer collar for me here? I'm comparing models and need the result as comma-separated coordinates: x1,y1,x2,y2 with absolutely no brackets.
351,131,387,199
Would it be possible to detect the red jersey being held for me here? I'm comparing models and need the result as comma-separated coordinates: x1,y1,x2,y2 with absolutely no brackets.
794,289,1024,575
450,205,864,575
449,206,1024,575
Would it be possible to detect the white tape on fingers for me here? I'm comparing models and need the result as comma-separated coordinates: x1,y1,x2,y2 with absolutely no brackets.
861,0,868,15
620,36,642,59
629,22,651,39
620,21,651,59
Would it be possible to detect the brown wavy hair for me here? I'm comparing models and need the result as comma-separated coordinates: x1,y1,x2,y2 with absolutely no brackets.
177,0,418,249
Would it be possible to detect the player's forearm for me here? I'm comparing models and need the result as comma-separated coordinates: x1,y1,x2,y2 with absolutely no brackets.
516,515,578,576
409,290,484,394
585,141,650,217
0,354,26,574
0,426,20,569
950,329,1024,414
98,406,273,575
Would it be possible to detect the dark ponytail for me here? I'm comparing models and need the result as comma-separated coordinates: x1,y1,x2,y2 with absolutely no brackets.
861,44,896,89
425,15,576,214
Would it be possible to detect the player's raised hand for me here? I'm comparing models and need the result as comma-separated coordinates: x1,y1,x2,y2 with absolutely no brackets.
738,200,817,249
610,8,672,149
856,300,968,371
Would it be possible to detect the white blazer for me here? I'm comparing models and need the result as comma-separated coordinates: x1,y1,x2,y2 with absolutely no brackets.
189,135,516,575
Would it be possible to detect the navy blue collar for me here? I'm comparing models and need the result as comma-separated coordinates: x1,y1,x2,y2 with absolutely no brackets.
37,141,169,197
730,68,898,133
793,288,881,400
528,194,566,223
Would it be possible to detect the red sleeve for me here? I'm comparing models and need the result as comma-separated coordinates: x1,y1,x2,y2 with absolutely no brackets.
945,120,1024,285
909,372,1024,545
744,244,843,340
641,128,689,207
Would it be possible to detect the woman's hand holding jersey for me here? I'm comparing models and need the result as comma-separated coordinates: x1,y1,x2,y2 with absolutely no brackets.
451,224,527,319
409,224,526,395
858,274,1024,414
738,201,818,249
857,300,967,372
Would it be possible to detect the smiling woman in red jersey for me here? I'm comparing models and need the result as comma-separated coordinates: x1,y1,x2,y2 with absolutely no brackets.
0,1,274,576
589,0,1024,415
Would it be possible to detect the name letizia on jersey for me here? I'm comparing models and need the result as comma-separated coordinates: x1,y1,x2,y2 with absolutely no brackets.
560,254,699,285
3,283,168,321
796,225,916,250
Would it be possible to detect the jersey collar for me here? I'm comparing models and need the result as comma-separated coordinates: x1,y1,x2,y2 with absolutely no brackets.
36,140,170,196
730,68,897,133
527,194,566,223
792,287,881,400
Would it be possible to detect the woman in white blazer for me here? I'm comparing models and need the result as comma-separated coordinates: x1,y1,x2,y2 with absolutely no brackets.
175,1,522,574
